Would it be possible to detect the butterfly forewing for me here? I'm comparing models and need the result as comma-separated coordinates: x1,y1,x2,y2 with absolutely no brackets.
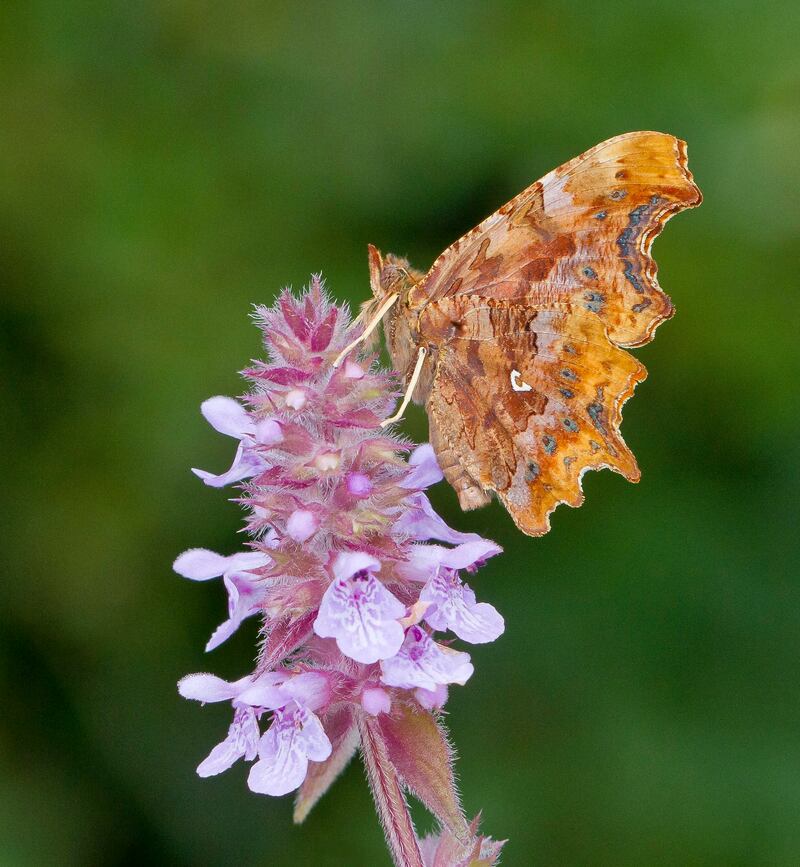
414,131,701,348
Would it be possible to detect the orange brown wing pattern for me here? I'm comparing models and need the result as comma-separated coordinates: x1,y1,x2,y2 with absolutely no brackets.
423,298,646,536
413,131,701,348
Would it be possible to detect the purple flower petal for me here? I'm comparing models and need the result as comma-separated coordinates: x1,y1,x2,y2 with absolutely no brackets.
192,442,266,488
279,671,330,712
400,539,502,583
173,549,268,581
197,706,261,777
401,443,444,490
223,570,266,612
331,551,380,582
346,472,373,498
420,570,504,644
247,704,331,796
414,683,448,710
202,571,265,651
380,626,474,691
178,672,252,703
200,396,254,438
205,616,245,653
394,492,482,544
254,418,283,445
314,553,405,664
235,671,291,709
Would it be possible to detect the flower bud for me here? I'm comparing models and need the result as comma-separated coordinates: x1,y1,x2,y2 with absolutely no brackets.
314,451,340,471
285,388,307,410
346,471,373,498
361,686,392,716
286,509,319,542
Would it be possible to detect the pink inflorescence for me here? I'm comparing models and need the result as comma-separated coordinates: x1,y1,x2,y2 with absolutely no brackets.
175,279,505,858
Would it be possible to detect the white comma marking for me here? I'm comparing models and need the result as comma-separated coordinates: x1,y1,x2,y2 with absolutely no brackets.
510,369,533,393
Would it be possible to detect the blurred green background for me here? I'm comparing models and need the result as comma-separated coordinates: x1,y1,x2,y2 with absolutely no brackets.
2,2,798,865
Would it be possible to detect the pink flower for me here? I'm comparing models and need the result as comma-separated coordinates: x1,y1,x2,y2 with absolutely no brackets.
191,396,274,488
380,625,474,691
420,568,505,644
395,491,483,544
247,703,332,796
177,671,285,776
313,552,405,664
173,548,271,651
179,670,331,792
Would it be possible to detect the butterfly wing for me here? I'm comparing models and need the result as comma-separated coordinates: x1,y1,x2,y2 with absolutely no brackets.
424,299,645,535
414,131,700,535
413,131,701,348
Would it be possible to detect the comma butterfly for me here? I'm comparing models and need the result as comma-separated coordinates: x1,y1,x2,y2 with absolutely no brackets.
335,132,702,536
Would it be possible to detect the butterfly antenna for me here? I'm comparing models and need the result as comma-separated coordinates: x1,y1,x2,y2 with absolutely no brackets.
380,346,427,427
331,292,399,368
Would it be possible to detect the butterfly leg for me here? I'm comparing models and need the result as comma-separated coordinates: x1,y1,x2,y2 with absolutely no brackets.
380,346,427,427
331,293,399,368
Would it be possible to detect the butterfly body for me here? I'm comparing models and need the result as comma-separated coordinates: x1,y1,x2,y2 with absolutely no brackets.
365,131,701,536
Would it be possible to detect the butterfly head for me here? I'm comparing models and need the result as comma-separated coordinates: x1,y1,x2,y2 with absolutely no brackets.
361,244,422,339
362,244,427,385
366,244,423,303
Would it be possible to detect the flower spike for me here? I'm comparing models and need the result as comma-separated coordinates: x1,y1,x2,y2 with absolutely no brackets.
175,281,505,865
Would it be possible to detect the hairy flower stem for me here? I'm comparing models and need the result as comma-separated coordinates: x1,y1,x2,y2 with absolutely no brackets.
358,713,425,867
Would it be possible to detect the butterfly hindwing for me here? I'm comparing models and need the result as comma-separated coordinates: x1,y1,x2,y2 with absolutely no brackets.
423,298,645,535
